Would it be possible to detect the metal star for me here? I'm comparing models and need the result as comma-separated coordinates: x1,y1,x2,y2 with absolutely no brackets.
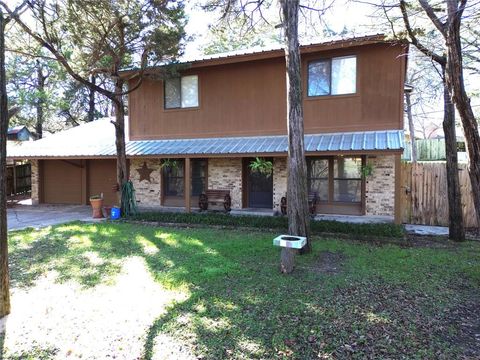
136,162,154,183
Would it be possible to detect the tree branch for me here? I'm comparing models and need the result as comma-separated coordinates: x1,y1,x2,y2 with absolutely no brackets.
399,0,446,65
418,0,447,37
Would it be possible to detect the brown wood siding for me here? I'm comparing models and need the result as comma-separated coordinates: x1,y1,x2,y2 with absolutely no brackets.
128,43,406,140
42,160,84,204
88,159,118,206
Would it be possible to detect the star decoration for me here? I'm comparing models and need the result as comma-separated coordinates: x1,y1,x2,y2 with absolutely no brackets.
136,162,154,183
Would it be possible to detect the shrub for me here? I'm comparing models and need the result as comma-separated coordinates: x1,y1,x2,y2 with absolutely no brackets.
127,212,405,238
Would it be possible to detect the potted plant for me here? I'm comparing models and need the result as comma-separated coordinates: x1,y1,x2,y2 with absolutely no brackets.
89,194,104,219
249,157,273,176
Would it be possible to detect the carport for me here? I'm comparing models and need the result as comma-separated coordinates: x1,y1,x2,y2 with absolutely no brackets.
8,118,121,207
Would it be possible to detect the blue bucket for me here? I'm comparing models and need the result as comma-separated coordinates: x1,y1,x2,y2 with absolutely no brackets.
111,207,121,220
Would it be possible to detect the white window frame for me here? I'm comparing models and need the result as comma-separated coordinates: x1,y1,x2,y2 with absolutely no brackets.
307,55,357,97
164,75,199,109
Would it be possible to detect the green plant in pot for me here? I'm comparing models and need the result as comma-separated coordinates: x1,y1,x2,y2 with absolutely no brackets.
89,194,104,219
249,157,273,176
361,163,373,178
160,159,178,173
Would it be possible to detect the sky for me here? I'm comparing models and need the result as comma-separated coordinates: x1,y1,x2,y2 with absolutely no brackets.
183,0,375,58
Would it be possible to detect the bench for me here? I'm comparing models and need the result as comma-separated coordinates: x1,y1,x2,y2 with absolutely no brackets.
199,189,232,212
280,192,318,216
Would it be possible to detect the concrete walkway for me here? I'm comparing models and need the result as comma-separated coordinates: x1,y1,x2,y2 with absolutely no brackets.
404,224,449,236
7,205,96,231
6,203,452,236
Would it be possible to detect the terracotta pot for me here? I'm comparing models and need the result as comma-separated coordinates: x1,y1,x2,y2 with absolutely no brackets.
90,198,104,219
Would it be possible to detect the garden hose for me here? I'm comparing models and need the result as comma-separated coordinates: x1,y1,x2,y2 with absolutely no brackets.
121,180,138,217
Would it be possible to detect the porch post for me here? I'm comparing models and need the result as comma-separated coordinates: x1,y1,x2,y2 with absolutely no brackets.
184,157,191,213
394,153,402,225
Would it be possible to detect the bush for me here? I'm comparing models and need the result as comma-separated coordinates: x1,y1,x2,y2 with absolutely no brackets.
127,212,405,238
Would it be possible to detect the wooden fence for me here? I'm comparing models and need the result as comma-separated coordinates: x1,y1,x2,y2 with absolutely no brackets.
402,139,447,161
6,163,31,196
401,162,477,228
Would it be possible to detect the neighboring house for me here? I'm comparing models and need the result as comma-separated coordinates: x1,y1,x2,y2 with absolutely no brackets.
7,126,34,142
8,34,407,223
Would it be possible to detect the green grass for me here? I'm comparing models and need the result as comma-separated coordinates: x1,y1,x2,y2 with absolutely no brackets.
8,222,480,359
128,211,406,238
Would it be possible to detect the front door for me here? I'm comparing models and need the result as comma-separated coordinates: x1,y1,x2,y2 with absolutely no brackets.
246,158,273,208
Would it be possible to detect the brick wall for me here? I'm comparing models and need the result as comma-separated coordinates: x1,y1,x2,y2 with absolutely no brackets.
207,158,243,209
30,159,40,205
272,157,287,212
130,158,162,207
365,155,396,217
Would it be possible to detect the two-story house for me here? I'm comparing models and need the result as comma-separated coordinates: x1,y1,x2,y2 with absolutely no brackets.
8,34,407,223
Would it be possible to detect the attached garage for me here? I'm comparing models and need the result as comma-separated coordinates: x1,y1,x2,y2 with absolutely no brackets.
40,159,118,206
42,160,84,204
87,159,117,206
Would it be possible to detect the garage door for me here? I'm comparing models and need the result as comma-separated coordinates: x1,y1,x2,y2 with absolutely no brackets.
42,160,83,204
88,160,118,206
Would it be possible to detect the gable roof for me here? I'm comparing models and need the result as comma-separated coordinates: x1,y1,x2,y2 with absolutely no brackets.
7,117,404,159
8,125,29,135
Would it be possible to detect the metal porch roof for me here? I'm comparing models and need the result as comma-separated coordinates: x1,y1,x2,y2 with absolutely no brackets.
125,130,404,156
7,118,404,159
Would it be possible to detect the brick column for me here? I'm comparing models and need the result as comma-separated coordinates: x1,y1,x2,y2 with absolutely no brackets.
273,157,287,212
30,159,40,205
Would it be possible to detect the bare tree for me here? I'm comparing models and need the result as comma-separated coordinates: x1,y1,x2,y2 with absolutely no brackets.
0,6,9,320
0,0,28,321
399,0,465,240
405,85,417,162
204,0,329,271
443,0,480,230
279,0,311,273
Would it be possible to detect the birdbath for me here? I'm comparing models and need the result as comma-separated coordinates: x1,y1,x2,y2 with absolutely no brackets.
273,235,307,273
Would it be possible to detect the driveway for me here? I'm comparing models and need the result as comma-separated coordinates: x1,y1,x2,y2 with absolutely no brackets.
7,204,96,231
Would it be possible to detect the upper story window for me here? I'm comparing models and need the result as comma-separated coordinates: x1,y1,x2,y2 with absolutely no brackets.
164,75,199,109
307,56,356,97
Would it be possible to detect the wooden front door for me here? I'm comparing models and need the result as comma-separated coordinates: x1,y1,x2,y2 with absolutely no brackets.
246,158,273,208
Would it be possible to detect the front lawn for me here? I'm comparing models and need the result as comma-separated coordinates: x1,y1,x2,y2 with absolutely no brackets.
3,222,479,359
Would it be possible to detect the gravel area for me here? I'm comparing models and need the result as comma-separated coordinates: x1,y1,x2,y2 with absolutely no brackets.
1,256,189,359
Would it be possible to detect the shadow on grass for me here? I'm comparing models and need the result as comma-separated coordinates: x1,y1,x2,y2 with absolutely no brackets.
9,222,142,288
7,221,480,359
0,333,59,360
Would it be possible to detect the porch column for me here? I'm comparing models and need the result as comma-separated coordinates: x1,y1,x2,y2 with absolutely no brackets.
394,153,402,224
184,157,191,213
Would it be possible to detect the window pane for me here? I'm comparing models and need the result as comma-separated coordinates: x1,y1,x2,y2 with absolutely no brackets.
331,56,356,95
309,179,329,201
181,75,199,108
334,157,361,179
334,179,361,202
307,159,329,201
164,160,184,196
165,78,181,108
191,159,206,196
308,60,330,96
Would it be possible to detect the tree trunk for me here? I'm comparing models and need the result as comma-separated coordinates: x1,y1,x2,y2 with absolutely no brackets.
0,11,11,318
446,0,480,229
88,74,96,122
405,91,417,162
35,61,44,139
279,0,311,274
113,78,128,213
442,66,465,241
